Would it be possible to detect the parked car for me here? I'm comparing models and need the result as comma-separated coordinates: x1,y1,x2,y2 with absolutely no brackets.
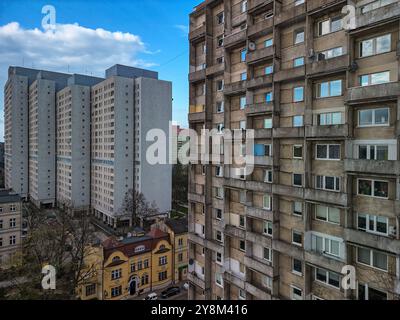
183,283,189,290
144,292,158,300
161,286,181,298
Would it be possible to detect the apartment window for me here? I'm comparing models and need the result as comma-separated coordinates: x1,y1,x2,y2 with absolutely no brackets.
253,144,272,157
9,235,16,245
240,96,246,109
294,57,305,67
9,218,16,228
215,273,224,287
359,144,389,160
361,0,396,14
216,230,223,242
263,276,272,289
240,49,247,62
265,92,273,102
159,256,167,266
202,165,206,175
293,87,304,102
111,286,122,297
239,215,246,229
312,234,341,257
263,221,273,237
0,220,2,229
318,47,343,60
217,80,224,91
0,238,2,247
264,170,273,183
265,38,273,48
239,240,246,252
216,208,222,220
217,12,224,25
293,201,303,216
291,286,303,300
318,17,342,36
85,284,96,296
239,289,246,300
316,144,340,160
240,72,247,81
216,252,223,265
358,179,388,198
215,187,224,199
360,34,391,57
217,35,224,47
293,174,303,187
360,71,390,86
158,271,168,281
358,108,389,127
316,80,342,98
316,205,340,224
111,269,122,280
295,0,305,5
10,205,16,212
216,101,224,113
264,118,272,129
293,145,303,159
315,268,340,288
263,247,272,262
318,112,342,125
292,230,302,246
358,283,387,300
217,123,224,133
358,213,388,235
265,65,273,75
292,259,303,275
357,247,388,271
239,120,246,130
316,176,340,192
293,115,303,127
215,166,223,177
294,29,304,44
241,0,248,13
263,195,271,210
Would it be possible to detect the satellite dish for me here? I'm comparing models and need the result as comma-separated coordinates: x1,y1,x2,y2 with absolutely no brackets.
248,42,256,51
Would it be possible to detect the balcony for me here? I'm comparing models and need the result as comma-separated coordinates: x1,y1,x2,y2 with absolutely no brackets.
272,184,304,198
188,192,205,204
187,272,206,289
356,1,400,29
273,127,305,138
189,69,206,83
245,282,272,300
274,66,305,82
248,18,273,38
206,63,224,77
246,46,274,65
275,3,306,26
344,228,400,255
245,206,273,221
245,102,274,116
305,189,348,207
307,0,346,14
188,232,206,247
247,74,273,90
305,124,349,138
224,271,245,289
344,159,400,176
224,80,247,96
224,178,246,190
224,29,247,49
189,23,206,42
254,128,272,139
346,82,400,104
254,156,273,166
246,231,272,248
307,55,348,77
246,180,272,193
244,256,273,277
225,225,246,239
188,111,206,123
272,240,304,260
248,0,273,13
304,251,345,274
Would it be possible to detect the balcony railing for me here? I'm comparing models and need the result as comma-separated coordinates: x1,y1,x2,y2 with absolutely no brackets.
187,272,206,289
307,0,346,13
245,102,274,116
246,46,274,64
275,2,306,25
224,80,247,96
245,206,273,220
274,65,305,82
346,82,400,104
247,74,273,90
305,124,349,138
248,17,273,38
305,188,348,207
189,23,206,41
356,1,400,28
189,68,206,83
307,54,348,77
224,29,247,49
344,159,400,175
273,127,305,138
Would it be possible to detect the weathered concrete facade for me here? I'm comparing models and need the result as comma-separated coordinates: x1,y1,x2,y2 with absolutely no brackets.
188,0,400,300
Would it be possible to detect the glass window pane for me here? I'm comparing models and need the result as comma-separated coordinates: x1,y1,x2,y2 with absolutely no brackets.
316,205,327,221
293,116,303,127
358,248,371,265
359,179,372,196
361,39,373,57
359,110,373,126
358,214,367,230
294,57,304,67
316,269,327,282
360,75,369,86
264,118,272,129
294,87,304,102
371,71,389,85
316,236,323,252
265,66,273,74
376,216,388,234
331,18,342,32
374,181,388,198
332,112,342,124
376,146,388,160
374,108,389,125
373,251,387,270
317,145,327,159
319,82,329,98
328,207,340,224
359,145,368,159
368,287,387,300
295,30,304,44
330,80,342,96
328,272,340,287
330,240,340,256
329,145,340,159
325,176,335,190
319,20,330,35
376,34,391,54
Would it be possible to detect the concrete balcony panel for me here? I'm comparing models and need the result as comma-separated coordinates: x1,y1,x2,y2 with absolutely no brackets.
204,239,224,254
224,178,246,190
225,225,246,239
305,189,348,207
188,192,205,204
356,2,400,28
248,0,273,13
188,111,206,123
307,55,348,77
189,69,206,83
305,124,349,138
307,0,346,13
272,184,304,199
272,240,304,260
245,282,272,300
224,80,247,96
206,63,224,77
224,29,247,49
346,82,400,104
304,251,345,274
246,231,272,248
232,13,247,28
189,233,206,247
254,156,273,166
189,23,206,42
275,3,306,26
246,46,274,65
344,159,400,176
246,180,272,193
248,18,273,38
244,256,274,277
247,74,273,90
188,272,206,289
245,206,273,221
245,102,274,116
274,66,305,82
344,228,400,255
273,127,305,138
224,271,245,289
254,128,272,139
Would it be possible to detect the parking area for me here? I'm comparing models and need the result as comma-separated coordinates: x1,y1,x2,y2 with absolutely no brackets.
126,283,188,301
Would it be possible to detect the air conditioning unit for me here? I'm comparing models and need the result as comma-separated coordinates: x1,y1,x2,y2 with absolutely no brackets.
248,42,256,52
349,61,358,72
389,226,397,237
308,49,315,60
318,53,326,61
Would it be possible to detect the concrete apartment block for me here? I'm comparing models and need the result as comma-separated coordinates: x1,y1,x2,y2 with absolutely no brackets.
188,0,400,300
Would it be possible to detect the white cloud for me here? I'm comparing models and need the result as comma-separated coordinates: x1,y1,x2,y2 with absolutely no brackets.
174,24,189,37
0,22,158,139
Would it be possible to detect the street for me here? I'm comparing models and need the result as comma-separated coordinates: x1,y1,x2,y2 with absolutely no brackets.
126,283,189,301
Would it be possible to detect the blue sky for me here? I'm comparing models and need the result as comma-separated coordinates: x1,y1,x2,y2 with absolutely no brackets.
0,0,200,140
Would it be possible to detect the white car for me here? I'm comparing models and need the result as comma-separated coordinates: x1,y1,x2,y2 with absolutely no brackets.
144,292,158,300
183,283,189,290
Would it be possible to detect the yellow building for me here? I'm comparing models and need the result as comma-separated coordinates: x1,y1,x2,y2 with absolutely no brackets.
77,228,173,300
153,217,188,284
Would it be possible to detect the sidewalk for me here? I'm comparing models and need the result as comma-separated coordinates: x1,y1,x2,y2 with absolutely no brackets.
124,283,188,301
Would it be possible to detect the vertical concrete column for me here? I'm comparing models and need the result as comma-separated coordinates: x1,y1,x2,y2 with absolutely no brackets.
303,264,312,300
204,248,213,299
304,140,313,189
304,201,312,232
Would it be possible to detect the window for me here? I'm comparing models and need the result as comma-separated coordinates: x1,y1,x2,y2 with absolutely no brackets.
217,123,224,133
241,0,247,13
265,65,273,75
9,235,15,246
141,274,149,286
263,195,271,210
130,263,136,272
264,118,272,129
293,87,304,102
265,38,273,47
315,268,340,288
240,96,246,109
312,234,341,257
360,34,391,57
240,72,247,81
358,283,387,300
263,247,272,262
316,205,340,224
358,179,388,198
293,145,303,159
294,57,304,67
240,49,247,62
293,201,303,216
316,176,340,192
292,230,302,246
291,286,303,300
215,166,223,177
318,112,342,125
292,259,303,275
239,120,246,130
318,17,342,36
264,170,273,183
158,271,168,281
215,208,223,220
265,92,273,102
263,276,272,289
85,284,96,296
217,12,224,25
239,215,246,229
216,230,223,242
360,71,390,86
361,0,396,14
293,115,303,127
263,221,273,236
295,0,305,5
216,101,224,113
111,269,122,280
239,240,246,252
293,174,303,187
111,286,122,297
159,256,167,266
358,108,389,127
316,144,340,160
357,247,388,271
0,220,2,229
9,218,16,228
316,80,342,98
239,289,246,300
357,213,388,235
318,47,343,60
358,145,389,160
215,187,224,199
217,35,224,47
216,252,223,265
215,273,224,287
217,79,224,91
294,30,304,44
